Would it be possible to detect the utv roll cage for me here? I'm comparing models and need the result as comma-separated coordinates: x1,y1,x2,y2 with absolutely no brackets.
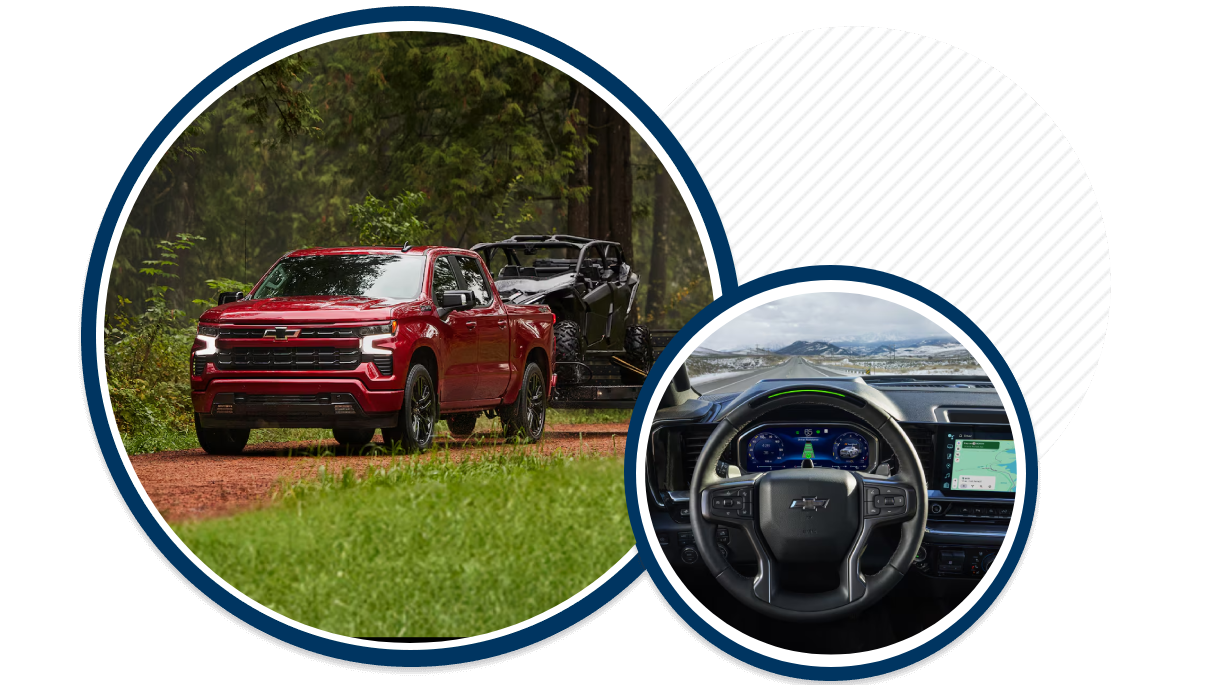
471,234,629,283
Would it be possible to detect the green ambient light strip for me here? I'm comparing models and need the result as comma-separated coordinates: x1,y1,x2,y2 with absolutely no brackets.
767,389,846,399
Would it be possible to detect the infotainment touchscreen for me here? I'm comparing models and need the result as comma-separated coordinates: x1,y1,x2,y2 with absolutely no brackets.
949,438,1017,492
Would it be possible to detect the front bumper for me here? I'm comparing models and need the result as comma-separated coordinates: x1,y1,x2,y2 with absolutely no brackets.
193,379,402,429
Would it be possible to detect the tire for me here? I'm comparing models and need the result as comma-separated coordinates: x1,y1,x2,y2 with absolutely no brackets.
333,427,375,452
554,319,581,384
499,361,547,443
620,324,653,384
381,363,437,453
446,413,479,439
194,413,250,455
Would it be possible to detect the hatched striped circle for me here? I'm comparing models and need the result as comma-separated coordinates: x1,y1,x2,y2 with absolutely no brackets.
665,27,1109,455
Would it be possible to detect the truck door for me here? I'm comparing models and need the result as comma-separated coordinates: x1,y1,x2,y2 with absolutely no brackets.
456,256,511,399
431,256,478,402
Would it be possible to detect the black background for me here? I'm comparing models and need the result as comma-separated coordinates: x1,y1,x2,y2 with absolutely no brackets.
69,10,1117,678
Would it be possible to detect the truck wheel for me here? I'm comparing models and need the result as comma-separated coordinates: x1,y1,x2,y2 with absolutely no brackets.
333,428,375,452
554,320,581,384
382,363,436,453
620,324,653,384
499,361,547,443
446,413,479,440
194,413,250,455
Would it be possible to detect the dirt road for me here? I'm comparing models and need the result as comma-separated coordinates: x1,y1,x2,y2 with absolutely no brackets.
131,423,629,523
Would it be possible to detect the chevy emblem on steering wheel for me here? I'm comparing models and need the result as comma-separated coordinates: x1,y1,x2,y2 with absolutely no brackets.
791,496,830,511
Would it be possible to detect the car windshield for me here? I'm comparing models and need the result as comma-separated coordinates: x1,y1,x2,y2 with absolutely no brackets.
686,292,986,394
250,254,425,300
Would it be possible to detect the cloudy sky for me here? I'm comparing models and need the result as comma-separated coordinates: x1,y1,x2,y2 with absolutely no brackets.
702,293,953,351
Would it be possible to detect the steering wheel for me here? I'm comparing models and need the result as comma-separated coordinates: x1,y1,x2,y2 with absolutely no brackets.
690,386,928,622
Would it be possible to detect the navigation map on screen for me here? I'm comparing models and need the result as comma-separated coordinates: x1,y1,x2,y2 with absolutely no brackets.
950,439,1017,492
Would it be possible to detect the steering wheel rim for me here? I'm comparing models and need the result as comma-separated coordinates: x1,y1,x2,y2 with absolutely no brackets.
690,385,927,623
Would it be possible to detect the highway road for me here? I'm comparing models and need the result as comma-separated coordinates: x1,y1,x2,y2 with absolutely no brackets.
691,356,852,395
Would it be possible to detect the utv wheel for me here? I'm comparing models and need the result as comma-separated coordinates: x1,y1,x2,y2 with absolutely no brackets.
446,413,479,440
499,361,547,443
194,413,250,455
333,427,375,452
382,363,436,453
620,324,653,384
554,319,581,383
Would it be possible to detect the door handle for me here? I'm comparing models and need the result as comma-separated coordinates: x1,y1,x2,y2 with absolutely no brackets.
466,321,477,328
497,319,507,328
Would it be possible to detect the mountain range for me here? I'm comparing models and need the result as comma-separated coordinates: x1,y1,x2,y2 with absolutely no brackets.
702,336,966,358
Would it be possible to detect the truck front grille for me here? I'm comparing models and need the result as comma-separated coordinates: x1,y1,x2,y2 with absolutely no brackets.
215,346,360,370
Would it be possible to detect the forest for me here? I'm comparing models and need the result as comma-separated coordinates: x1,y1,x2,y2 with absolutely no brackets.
104,32,712,451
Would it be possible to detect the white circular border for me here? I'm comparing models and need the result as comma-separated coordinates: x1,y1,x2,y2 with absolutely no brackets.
633,280,1029,667
92,20,723,650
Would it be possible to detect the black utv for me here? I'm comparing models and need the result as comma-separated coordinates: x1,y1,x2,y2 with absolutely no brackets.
473,234,664,407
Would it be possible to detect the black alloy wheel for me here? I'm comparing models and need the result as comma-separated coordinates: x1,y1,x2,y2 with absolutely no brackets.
383,363,436,453
500,361,547,443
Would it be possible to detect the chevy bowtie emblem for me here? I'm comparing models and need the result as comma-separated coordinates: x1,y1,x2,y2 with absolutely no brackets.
791,497,830,511
264,326,300,340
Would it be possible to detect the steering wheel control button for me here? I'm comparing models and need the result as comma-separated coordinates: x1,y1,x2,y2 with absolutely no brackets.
866,502,881,517
680,546,699,564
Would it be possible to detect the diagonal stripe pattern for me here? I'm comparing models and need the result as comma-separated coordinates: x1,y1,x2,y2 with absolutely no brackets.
665,27,1109,455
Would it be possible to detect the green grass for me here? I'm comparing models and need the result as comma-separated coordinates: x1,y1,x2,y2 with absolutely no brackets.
171,450,632,637
123,409,630,455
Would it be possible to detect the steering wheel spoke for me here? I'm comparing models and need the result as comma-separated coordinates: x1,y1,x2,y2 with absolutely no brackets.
699,475,780,603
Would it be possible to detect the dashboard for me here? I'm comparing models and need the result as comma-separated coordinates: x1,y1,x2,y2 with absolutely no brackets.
644,374,1016,651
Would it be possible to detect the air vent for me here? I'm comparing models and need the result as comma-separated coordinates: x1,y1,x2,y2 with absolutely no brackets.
191,356,206,376
373,357,394,376
680,425,718,486
900,424,937,483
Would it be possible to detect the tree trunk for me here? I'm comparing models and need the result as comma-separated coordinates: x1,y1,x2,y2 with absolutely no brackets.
645,164,671,324
587,93,611,241
608,109,633,267
566,81,590,237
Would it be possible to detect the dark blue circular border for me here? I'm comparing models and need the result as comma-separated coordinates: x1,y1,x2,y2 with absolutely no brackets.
623,266,1039,680
80,7,737,666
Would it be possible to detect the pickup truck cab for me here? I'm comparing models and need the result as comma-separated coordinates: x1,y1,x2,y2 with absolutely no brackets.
190,246,556,454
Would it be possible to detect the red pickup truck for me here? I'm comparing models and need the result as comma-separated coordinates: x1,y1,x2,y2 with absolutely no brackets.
189,246,556,454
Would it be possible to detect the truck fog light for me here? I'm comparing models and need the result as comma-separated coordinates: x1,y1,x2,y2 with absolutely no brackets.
335,404,355,415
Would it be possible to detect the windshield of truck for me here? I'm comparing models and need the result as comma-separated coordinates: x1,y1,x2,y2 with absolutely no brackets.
251,254,426,301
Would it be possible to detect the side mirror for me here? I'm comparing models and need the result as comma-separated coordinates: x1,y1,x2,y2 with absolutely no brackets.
217,291,244,305
440,290,475,310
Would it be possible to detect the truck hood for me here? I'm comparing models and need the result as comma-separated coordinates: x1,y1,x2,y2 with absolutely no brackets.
201,296,417,325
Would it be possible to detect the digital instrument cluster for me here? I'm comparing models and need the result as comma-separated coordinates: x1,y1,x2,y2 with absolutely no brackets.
738,423,874,472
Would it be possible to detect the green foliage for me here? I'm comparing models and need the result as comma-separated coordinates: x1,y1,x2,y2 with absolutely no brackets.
172,451,632,637
239,53,323,147
349,191,429,246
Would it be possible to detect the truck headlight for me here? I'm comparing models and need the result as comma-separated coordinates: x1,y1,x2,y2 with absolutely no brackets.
360,322,396,356
195,334,219,354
